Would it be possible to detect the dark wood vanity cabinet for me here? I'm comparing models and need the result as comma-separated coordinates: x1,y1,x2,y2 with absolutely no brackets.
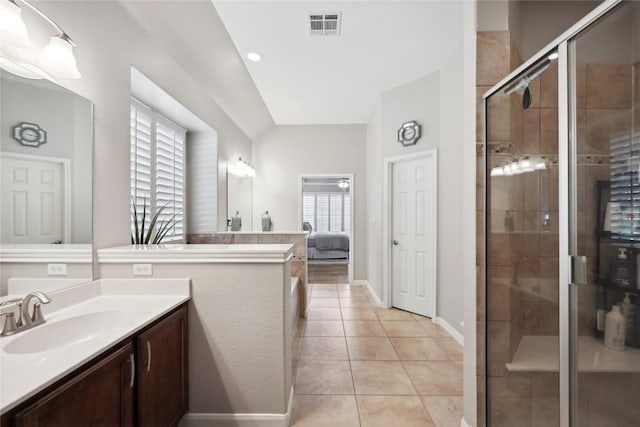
3,304,188,427
13,343,135,427
137,305,188,427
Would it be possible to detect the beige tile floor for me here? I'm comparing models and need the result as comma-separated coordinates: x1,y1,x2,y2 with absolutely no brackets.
291,284,463,427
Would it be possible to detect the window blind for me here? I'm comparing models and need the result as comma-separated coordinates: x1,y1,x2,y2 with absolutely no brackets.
130,100,153,235
302,191,351,233
130,98,186,242
155,116,185,242
303,193,316,230
609,130,640,240
329,193,343,231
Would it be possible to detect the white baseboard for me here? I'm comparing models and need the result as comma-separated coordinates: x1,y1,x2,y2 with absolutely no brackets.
356,280,384,308
435,316,464,346
460,416,472,427
181,387,294,427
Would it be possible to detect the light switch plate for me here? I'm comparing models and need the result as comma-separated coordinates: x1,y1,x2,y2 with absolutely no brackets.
47,263,67,276
133,263,153,276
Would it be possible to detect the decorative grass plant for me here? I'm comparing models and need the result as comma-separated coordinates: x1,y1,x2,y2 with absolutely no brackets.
131,197,180,244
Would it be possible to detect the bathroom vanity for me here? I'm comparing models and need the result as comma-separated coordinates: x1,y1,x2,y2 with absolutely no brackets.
0,279,190,426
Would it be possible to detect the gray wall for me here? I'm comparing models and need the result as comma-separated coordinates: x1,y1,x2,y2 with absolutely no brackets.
365,62,465,336
252,125,367,279
31,0,253,251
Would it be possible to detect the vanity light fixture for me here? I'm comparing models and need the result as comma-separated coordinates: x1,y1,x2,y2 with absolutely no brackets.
247,52,261,62
228,157,256,178
490,156,548,177
0,0,81,80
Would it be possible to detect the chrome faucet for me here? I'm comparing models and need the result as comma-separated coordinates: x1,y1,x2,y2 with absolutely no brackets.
20,292,51,327
0,299,23,336
0,292,51,336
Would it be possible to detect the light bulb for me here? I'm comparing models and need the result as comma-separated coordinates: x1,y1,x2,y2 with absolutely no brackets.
510,161,522,175
0,1,31,49
38,36,81,79
519,159,534,173
247,52,261,62
490,167,504,177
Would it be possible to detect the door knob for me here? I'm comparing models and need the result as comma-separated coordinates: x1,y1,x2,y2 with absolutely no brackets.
392,240,399,246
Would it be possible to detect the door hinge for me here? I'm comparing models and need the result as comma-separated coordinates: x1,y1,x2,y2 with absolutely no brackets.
570,255,587,285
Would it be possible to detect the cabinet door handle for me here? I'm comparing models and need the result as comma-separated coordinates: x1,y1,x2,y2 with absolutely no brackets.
146,341,152,372
129,354,135,389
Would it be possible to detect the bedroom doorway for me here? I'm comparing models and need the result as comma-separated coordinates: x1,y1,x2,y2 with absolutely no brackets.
299,174,354,284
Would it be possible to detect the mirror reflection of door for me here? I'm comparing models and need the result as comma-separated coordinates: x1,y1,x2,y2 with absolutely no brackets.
301,175,353,284
0,153,66,244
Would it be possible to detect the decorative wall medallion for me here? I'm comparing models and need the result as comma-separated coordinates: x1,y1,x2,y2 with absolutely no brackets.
397,120,421,147
13,122,47,147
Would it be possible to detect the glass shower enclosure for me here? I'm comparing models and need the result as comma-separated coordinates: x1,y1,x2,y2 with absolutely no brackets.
481,1,640,426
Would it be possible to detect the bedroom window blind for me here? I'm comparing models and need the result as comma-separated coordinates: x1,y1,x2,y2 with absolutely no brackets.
302,191,350,233
130,98,186,242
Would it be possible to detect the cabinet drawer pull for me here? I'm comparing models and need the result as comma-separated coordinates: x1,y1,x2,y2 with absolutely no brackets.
146,341,152,372
129,354,135,389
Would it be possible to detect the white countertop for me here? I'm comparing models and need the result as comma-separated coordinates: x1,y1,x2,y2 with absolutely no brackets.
506,335,640,373
98,244,294,263
0,278,190,414
0,244,92,263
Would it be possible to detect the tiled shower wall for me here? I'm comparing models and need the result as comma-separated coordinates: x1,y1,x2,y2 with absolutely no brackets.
478,29,640,427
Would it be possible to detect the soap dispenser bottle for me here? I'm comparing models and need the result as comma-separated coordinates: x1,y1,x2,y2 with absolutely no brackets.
231,210,242,231
604,305,626,350
622,293,635,344
611,248,635,288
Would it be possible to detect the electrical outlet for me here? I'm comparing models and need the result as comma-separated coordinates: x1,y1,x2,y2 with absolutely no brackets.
47,263,67,276
133,263,152,276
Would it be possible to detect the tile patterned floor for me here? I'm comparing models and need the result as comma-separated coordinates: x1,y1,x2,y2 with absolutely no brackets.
291,284,463,427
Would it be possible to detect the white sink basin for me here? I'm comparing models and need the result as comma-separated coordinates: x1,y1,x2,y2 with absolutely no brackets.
3,311,136,354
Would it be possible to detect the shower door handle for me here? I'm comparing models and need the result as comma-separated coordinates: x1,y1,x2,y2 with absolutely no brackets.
570,256,587,285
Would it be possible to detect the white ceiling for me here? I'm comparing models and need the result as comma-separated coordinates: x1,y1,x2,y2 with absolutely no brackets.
213,1,463,125
120,0,274,140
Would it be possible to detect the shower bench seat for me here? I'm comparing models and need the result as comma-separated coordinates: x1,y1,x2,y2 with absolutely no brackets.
506,335,640,373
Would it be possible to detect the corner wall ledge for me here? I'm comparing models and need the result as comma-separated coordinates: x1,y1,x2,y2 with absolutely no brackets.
97,244,294,264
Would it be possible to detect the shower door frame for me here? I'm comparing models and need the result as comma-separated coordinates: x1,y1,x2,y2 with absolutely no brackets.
482,1,624,426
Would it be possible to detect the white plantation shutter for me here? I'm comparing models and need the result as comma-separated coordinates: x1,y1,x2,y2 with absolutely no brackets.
343,193,351,233
130,98,186,242
303,193,316,230
329,193,342,231
302,191,350,233
130,100,153,236
155,116,185,242
610,131,640,240
316,193,329,232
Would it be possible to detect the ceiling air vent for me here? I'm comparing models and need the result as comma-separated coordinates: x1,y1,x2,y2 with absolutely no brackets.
309,12,341,36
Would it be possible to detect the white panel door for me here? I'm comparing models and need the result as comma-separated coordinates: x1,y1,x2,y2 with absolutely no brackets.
1,155,64,243
391,155,436,317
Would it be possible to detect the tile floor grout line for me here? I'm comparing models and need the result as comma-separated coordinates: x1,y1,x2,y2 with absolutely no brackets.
343,310,363,427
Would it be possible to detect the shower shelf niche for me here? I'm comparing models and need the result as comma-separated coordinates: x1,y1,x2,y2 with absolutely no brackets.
506,335,640,373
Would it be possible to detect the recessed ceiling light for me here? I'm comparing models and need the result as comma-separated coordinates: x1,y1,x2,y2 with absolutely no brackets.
247,52,261,62
548,52,559,61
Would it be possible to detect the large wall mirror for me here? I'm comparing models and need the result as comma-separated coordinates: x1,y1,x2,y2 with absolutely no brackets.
0,70,93,296
227,171,253,231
